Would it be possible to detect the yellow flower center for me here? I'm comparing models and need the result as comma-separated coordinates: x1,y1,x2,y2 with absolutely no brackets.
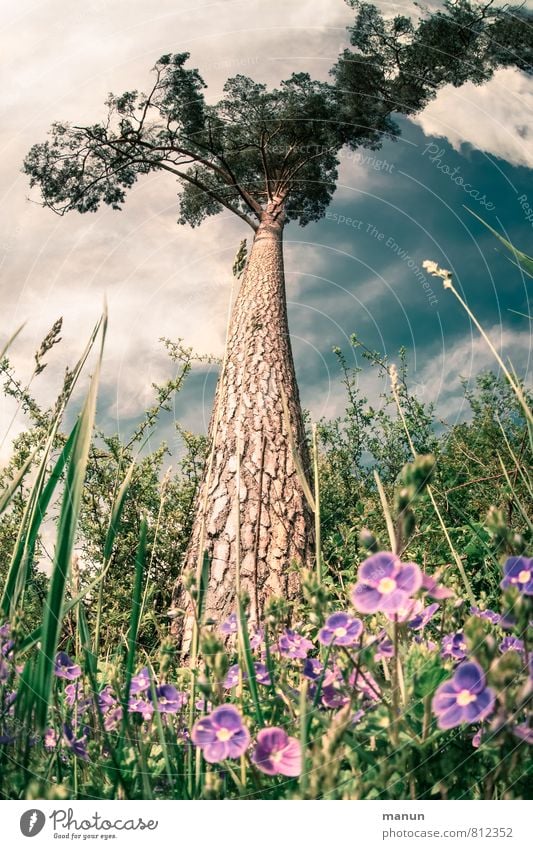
334,627,347,638
518,569,531,584
377,577,396,594
456,689,476,707
216,728,233,742
271,750,283,763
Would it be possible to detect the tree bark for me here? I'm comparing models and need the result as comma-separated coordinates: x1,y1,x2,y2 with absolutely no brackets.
172,207,314,648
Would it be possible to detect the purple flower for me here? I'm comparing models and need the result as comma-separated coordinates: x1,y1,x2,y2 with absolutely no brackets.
472,728,483,748
130,667,151,695
103,706,123,731
408,602,440,631
128,698,154,721
224,664,242,689
249,627,264,651
152,684,186,713
302,657,324,680
63,724,89,761
191,705,250,763
351,552,422,614
98,686,117,712
277,629,314,659
1,642,14,660
501,557,533,595
252,727,301,776
0,623,10,639
44,728,58,751
194,699,213,713
0,733,15,745
318,612,363,646
422,573,454,600
253,662,271,686
432,661,495,730
54,652,81,680
224,662,270,689
220,613,238,636
65,683,78,707
0,658,9,683
470,606,501,625
499,636,524,654
374,634,394,661
441,632,467,661
512,724,533,744
350,669,381,701
321,681,349,709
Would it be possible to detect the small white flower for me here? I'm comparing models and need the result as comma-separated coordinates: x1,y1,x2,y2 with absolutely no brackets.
423,259,453,287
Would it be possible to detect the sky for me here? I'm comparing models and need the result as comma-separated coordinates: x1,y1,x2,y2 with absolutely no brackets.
1,0,532,465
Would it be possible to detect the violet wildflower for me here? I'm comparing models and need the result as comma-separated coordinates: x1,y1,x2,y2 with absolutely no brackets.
351,552,422,614
499,636,524,654
65,683,78,707
472,728,483,748
223,664,242,689
441,632,467,661
0,732,15,745
220,613,238,636
191,705,250,763
98,686,117,712
103,706,123,731
130,667,151,695
470,606,501,625
374,634,394,661
63,724,89,761
302,657,324,680
54,652,81,680
277,629,314,659
350,669,381,701
252,727,301,776
44,728,58,751
321,681,349,709
501,556,533,595
128,698,154,721
512,724,533,744
0,658,9,683
249,627,264,651
253,662,271,686
318,612,363,647
153,684,186,713
432,661,495,730
408,602,439,630
422,573,454,599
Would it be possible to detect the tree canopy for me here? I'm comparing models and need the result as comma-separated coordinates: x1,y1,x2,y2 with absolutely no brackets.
24,1,532,232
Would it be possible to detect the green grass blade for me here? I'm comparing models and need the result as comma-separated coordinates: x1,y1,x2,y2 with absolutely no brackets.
123,517,147,708
0,449,36,516
1,314,104,618
1,415,79,618
237,595,264,726
465,207,533,278
33,312,106,730
0,323,26,360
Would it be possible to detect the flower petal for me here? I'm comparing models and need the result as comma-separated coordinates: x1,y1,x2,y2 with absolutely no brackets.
454,661,486,695
351,584,381,613
359,552,397,585
396,562,422,594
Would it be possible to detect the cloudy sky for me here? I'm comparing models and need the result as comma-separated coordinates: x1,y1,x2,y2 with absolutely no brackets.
1,0,532,464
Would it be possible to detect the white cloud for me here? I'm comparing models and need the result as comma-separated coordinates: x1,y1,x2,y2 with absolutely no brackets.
412,68,533,169
412,325,533,423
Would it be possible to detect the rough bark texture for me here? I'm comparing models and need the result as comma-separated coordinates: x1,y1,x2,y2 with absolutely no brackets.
172,209,314,648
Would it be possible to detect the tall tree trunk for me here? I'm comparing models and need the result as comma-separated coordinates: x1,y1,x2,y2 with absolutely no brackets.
172,207,314,648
